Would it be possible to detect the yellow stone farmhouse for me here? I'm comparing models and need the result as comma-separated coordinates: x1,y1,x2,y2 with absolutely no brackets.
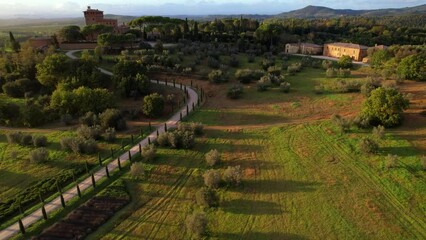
323,42,368,61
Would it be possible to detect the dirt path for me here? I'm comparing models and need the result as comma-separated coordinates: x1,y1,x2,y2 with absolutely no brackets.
0,50,200,240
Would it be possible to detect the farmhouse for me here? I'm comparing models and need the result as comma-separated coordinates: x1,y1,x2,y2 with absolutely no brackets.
323,42,368,61
285,43,323,55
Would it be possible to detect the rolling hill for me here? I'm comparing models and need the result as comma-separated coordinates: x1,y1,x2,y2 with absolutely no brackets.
276,4,426,18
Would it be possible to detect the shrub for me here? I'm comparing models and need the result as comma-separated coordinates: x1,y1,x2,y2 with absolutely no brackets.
60,137,97,154
191,122,204,136
203,169,221,189
331,114,350,133
6,132,22,144
77,124,101,140
20,134,33,146
359,137,379,154
267,66,281,76
80,138,98,154
103,127,116,142
229,55,239,67
279,82,291,93
60,137,74,151
185,212,208,238
223,165,242,186
372,125,385,139
205,149,220,167
181,131,195,149
337,68,351,78
386,154,398,169
195,188,217,207
61,114,73,126
143,93,165,118
322,60,334,70
227,85,243,99
141,144,156,161
156,132,170,147
99,108,127,130
235,69,264,84
29,148,49,163
32,135,48,147
167,131,182,148
287,63,302,75
326,68,337,78
79,111,98,126
130,162,145,178
208,70,224,84
261,58,275,71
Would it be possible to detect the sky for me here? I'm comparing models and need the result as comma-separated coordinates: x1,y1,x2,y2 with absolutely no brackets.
0,0,424,18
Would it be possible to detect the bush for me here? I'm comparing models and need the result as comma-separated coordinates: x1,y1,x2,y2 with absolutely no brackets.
99,108,127,130
103,127,116,142
203,169,221,189
229,55,239,67
372,125,385,139
208,70,225,84
32,135,48,147
20,134,33,146
130,162,145,178
322,60,334,70
141,144,156,161
287,63,302,75
326,68,337,78
156,132,170,147
79,111,98,126
181,131,195,149
191,122,204,136
6,132,22,144
386,154,398,169
29,148,49,163
205,149,220,167
143,93,165,118
235,69,264,84
279,82,291,93
61,114,73,126
361,87,409,127
223,165,242,186
331,114,350,133
60,137,97,154
185,212,208,238
227,85,243,99
261,58,275,71
267,66,281,76
337,68,351,78
195,188,217,207
77,125,101,140
359,137,379,154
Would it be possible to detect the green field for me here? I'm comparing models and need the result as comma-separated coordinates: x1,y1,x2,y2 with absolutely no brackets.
84,63,426,239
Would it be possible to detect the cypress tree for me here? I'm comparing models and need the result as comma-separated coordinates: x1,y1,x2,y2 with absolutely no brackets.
41,205,48,220
60,193,65,208
18,218,25,234
91,173,96,188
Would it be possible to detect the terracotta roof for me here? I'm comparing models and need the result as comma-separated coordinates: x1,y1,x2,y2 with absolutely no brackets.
326,42,368,50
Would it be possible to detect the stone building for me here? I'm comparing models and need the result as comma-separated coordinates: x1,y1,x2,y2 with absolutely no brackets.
83,6,129,34
323,42,368,61
285,43,323,55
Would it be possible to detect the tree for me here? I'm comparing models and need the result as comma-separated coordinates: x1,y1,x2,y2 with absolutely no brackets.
208,70,225,84
361,87,409,127
99,108,127,130
185,212,208,238
195,188,217,207
203,169,221,189
359,137,379,154
8,32,20,52
58,25,82,42
143,93,164,118
36,54,69,87
338,55,353,69
130,162,145,178
205,149,221,167
397,53,426,81
370,50,390,69
223,165,242,186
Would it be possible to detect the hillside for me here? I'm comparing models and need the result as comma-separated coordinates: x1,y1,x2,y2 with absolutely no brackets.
276,4,426,18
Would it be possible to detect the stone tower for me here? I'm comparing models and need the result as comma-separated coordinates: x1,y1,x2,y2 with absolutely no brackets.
83,6,105,25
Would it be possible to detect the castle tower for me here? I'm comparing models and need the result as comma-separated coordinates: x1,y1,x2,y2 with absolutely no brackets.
83,6,105,25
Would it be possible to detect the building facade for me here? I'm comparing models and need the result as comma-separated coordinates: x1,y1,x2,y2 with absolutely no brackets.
285,43,323,55
83,6,129,36
323,42,368,61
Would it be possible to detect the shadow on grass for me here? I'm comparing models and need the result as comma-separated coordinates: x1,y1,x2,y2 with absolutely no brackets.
223,199,283,215
380,146,419,157
216,231,308,240
236,179,319,194
191,110,287,126
205,129,268,140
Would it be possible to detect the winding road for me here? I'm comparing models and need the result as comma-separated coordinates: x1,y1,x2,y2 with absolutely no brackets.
0,50,199,240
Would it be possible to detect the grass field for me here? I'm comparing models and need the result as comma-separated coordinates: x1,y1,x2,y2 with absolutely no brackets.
86,63,426,239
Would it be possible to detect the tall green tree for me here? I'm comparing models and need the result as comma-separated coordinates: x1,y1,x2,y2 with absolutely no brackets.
8,32,20,52
397,53,426,81
361,87,409,127
36,53,69,87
